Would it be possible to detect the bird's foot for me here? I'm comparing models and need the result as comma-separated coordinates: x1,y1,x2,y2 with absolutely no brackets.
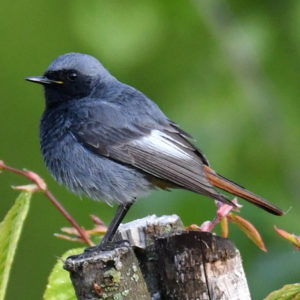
84,239,131,253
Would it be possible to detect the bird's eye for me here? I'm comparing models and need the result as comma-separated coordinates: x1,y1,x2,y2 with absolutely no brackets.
67,71,78,81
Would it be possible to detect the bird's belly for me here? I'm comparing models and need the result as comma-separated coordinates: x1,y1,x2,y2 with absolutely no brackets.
41,133,154,205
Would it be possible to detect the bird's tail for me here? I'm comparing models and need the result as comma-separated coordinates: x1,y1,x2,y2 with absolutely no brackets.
204,165,284,216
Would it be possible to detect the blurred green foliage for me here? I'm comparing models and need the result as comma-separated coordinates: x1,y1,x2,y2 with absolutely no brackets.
43,248,84,300
0,1,299,299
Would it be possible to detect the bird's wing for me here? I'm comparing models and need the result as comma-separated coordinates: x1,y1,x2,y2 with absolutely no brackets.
70,101,230,204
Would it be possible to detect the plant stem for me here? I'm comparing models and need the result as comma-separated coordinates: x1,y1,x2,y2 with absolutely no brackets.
0,160,93,246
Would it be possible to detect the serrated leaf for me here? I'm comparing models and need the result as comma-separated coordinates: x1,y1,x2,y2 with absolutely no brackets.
264,283,300,300
228,213,267,252
43,247,85,300
0,191,32,300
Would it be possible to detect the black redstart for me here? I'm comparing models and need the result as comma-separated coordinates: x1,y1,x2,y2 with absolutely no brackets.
26,53,284,249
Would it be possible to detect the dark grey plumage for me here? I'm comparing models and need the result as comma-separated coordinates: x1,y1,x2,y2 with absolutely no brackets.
38,53,229,206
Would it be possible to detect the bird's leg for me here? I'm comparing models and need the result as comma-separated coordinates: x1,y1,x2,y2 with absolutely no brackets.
96,202,133,250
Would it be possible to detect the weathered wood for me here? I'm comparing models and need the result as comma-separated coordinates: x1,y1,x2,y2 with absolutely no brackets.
155,231,251,300
117,214,185,299
116,214,184,248
64,215,251,300
64,246,150,300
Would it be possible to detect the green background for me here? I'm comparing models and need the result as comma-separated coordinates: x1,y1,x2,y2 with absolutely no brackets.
1,1,300,299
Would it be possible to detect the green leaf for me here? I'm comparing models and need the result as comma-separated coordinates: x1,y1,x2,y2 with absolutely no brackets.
43,247,85,300
0,191,32,300
264,283,300,300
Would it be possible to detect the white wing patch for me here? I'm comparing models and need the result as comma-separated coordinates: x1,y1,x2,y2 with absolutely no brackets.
132,130,193,160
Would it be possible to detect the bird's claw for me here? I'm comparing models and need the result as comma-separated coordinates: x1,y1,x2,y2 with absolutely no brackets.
85,239,131,253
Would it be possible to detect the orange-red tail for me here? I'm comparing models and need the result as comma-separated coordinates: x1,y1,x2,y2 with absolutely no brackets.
204,166,284,216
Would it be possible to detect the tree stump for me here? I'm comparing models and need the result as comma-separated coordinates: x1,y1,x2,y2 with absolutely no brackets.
64,215,251,300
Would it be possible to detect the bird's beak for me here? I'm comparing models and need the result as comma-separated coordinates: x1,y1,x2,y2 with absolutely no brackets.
25,76,64,85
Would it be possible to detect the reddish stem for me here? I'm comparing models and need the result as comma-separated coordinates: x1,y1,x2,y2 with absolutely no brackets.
45,190,93,246
0,160,93,246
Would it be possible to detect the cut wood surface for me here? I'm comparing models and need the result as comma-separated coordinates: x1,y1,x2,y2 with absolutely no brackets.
64,215,251,300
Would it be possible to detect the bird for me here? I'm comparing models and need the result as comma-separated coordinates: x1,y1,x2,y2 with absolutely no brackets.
26,52,284,249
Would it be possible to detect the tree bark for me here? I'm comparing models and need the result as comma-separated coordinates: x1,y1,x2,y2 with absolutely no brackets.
64,215,251,300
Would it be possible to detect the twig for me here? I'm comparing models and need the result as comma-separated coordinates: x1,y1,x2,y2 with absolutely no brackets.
0,159,93,246
187,198,241,233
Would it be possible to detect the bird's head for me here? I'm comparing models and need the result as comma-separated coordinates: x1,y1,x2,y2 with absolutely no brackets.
26,52,114,107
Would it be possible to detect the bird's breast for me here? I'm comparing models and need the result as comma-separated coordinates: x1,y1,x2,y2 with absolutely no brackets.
39,108,154,205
